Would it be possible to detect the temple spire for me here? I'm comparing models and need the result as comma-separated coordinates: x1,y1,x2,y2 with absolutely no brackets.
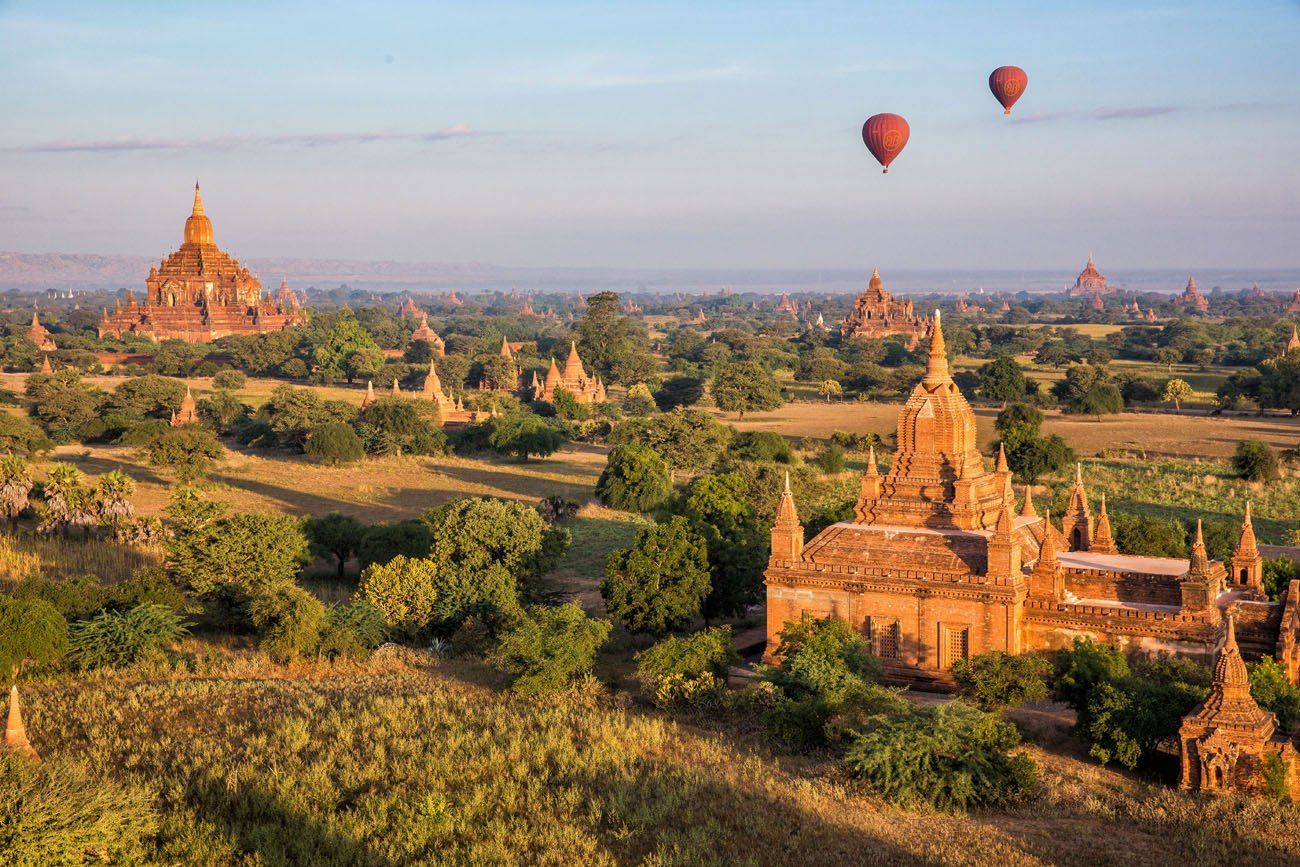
1188,519,1210,576
1091,492,1117,554
4,685,38,762
865,445,879,477
922,309,950,385
192,181,205,216
995,442,1009,474
771,471,804,562
1019,486,1036,518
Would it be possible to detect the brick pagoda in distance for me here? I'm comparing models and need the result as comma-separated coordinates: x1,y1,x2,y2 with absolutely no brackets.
839,267,930,344
98,184,305,343
765,310,1300,693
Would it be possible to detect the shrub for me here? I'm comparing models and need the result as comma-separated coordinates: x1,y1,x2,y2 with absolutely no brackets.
1082,675,1205,769
305,421,365,465
1249,655,1300,730
596,444,672,512
304,512,368,579
357,555,441,634
814,444,845,474
602,517,710,636
212,369,246,390
951,651,1051,712
144,426,225,481
1112,512,1187,558
0,752,158,864
424,497,569,594
356,519,432,570
249,583,327,663
319,600,390,660
767,613,881,701
728,431,793,464
635,626,739,687
487,414,564,461
489,603,612,695
843,701,1038,811
536,495,579,523
1235,439,1280,482
654,375,705,410
0,596,68,677
1051,636,1129,729
65,602,188,670
651,673,727,709
164,495,309,596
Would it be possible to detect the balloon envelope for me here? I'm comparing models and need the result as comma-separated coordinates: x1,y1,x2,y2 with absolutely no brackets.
861,113,910,173
988,66,1028,114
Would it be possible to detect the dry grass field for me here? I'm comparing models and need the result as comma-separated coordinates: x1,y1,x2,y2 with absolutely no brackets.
17,654,1300,866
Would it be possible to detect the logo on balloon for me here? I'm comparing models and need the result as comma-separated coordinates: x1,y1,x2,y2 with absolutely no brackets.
883,130,902,149
1004,79,1020,95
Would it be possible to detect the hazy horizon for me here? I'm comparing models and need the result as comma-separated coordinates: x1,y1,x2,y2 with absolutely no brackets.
2,1,1299,270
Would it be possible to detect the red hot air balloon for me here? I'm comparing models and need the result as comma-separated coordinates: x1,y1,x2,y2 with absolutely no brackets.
988,66,1028,115
861,113,910,174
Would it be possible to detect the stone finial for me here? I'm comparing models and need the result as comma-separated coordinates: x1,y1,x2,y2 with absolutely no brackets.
995,442,1010,474
921,309,950,385
1091,492,1118,554
4,685,38,762
1019,486,1037,518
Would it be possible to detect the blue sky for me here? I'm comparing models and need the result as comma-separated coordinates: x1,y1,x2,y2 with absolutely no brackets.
1,0,1297,270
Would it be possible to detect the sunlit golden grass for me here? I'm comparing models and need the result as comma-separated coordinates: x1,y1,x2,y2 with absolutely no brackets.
16,652,1300,866
0,532,161,583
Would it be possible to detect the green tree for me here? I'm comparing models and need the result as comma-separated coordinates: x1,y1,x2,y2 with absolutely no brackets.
1162,377,1193,411
711,360,783,418
93,470,136,530
144,426,225,481
356,519,432,570
357,554,441,633
609,409,730,479
1249,656,1300,730
622,382,656,417
489,602,612,695
164,492,309,596
109,375,187,419
795,348,848,384
212,369,246,390
0,455,33,529
248,583,326,663
575,291,655,384
655,375,705,411
0,596,67,677
1051,636,1129,730
634,625,739,687
844,702,1038,811
25,369,107,442
1111,512,1188,558
40,462,94,535
817,379,843,402
304,420,365,465
978,355,1029,404
196,389,249,434
596,444,672,512
304,512,368,579
257,385,356,451
602,516,710,636
424,497,569,591
1154,347,1182,372
0,413,53,456
487,414,564,461
310,310,384,383
356,396,443,457
677,473,768,621
951,651,1050,712
1234,439,1280,482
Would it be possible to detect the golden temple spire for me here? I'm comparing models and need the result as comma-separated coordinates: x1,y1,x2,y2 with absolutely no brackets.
922,309,950,385
1188,518,1210,577
1236,501,1259,559
1091,492,1117,554
192,181,205,217
995,442,1009,474
1019,486,1036,518
865,445,879,477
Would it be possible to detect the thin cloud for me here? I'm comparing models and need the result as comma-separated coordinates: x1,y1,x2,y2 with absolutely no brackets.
1010,111,1075,125
6,124,482,154
1090,105,1181,120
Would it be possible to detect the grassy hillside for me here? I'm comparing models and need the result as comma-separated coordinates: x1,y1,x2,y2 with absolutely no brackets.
18,653,1300,866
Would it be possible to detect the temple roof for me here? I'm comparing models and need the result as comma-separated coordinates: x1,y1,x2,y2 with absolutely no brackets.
184,182,215,247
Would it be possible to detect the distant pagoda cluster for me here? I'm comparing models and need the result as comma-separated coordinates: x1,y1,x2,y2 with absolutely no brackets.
98,184,305,343
527,340,608,405
840,267,931,344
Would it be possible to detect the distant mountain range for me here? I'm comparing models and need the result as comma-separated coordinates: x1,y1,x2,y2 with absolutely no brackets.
1,251,1296,296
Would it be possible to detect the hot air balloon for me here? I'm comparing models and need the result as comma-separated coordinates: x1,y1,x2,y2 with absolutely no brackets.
861,113,909,174
988,66,1028,115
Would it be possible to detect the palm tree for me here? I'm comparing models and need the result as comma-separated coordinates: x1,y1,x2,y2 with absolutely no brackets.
94,470,136,532
0,455,33,530
40,463,93,536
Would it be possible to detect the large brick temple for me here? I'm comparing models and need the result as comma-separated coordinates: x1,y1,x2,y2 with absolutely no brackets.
766,310,1300,689
839,267,930,343
98,184,305,342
